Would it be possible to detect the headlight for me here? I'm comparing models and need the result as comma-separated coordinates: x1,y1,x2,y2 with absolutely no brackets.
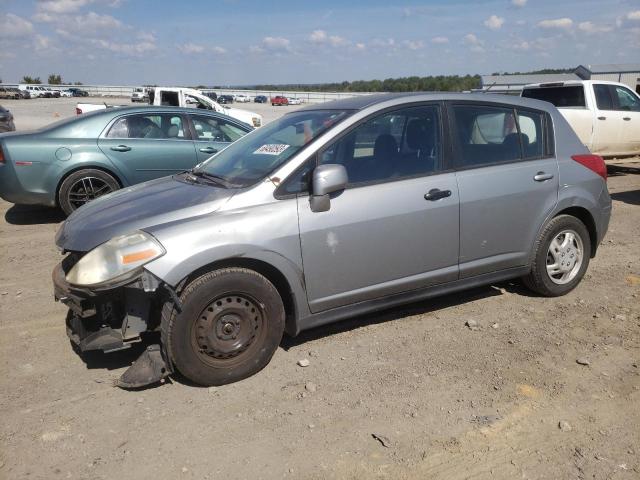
66,231,165,287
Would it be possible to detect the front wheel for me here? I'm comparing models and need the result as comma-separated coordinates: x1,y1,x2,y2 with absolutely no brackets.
161,268,285,386
58,169,120,216
523,215,591,296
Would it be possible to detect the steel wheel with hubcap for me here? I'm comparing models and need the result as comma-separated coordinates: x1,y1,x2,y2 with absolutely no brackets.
162,268,285,386
523,215,591,297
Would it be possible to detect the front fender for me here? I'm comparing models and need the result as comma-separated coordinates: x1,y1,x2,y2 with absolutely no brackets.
143,199,311,324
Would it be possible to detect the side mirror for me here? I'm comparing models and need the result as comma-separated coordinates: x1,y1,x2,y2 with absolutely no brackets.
310,164,348,212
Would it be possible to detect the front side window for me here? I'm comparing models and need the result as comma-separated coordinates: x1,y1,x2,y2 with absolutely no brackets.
319,105,441,185
194,109,351,187
191,115,247,142
106,114,187,139
613,86,640,111
452,104,545,167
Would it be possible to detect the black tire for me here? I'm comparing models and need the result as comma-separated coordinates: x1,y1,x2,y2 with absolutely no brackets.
161,268,285,386
523,214,591,297
58,169,120,216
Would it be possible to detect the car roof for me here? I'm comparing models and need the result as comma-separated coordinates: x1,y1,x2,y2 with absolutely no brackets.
298,92,555,112
523,79,628,88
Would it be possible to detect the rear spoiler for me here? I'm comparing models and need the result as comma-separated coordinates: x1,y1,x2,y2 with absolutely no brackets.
538,82,565,88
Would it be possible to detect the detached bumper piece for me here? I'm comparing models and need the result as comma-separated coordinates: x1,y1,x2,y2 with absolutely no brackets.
116,344,170,389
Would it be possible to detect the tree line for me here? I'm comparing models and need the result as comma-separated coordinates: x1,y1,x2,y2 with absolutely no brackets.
20,74,83,85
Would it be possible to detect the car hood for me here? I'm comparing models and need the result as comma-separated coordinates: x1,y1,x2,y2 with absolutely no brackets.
55,175,235,252
221,106,261,125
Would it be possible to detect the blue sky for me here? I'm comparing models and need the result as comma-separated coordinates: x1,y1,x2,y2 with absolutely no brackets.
1,0,639,85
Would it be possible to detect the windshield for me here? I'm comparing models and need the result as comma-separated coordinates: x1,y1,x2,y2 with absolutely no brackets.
193,109,352,187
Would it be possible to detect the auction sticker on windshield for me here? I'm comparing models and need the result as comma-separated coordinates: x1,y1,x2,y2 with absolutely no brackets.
254,144,290,155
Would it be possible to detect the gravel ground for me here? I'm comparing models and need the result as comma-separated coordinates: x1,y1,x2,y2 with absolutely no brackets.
0,99,639,480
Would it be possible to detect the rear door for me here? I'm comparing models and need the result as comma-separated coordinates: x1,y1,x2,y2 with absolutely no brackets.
187,113,251,164
98,112,196,184
296,103,460,312
450,103,558,278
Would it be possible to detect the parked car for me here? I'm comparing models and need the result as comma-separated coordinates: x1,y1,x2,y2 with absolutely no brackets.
10,87,30,99
68,87,89,97
522,80,640,157
45,87,61,98
234,94,251,103
0,87,20,100
51,93,611,389
0,105,15,132
218,95,234,104
271,95,289,106
254,95,268,103
288,97,302,105
201,90,218,101
19,85,45,98
81,87,262,127
56,89,73,98
131,87,148,103
0,106,252,215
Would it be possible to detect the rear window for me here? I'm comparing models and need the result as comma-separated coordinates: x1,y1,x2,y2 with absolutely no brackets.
522,86,586,108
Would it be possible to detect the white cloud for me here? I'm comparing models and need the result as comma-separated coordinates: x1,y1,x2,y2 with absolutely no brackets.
403,40,425,50
354,42,366,51
0,13,34,38
34,10,123,34
462,33,484,52
370,38,396,48
578,21,612,34
308,30,347,47
178,43,205,54
511,0,527,6
431,36,449,44
37,0,91,13
211,46,226,55
616,10,640,28
34,34,53,51
92,38,156,56
484,15,505,30
137,32,156,42
537,18,573,30
257,36,291,52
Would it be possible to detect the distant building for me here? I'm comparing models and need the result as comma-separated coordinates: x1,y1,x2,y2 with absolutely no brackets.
479,64,640,95
479,73,582,95
575,64,640,93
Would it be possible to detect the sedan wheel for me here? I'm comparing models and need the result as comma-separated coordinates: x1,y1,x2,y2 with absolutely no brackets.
58,169,120,216
545,230,584,285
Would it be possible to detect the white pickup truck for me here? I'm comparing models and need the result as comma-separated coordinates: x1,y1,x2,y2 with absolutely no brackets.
77,87,262,128
521,80,640,158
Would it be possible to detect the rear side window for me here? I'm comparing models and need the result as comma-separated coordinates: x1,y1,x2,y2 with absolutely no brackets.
452,104,547,167
107,114,187,139
522,86,586,108
612,85,640,112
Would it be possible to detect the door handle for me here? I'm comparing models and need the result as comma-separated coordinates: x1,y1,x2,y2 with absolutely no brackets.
424,188,452,201
110,145,131,152
534,171,554,182
623,117,631,121
199,147,218,154
597,116,606,120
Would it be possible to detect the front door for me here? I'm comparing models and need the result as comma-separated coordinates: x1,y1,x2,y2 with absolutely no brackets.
188,113,249,164
98,112,196,184
450,103,559,277
297,104,460,312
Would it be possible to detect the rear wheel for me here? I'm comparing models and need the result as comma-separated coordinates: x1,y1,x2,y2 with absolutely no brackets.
523,215,591,296
161,268,285,386
58,169,120,216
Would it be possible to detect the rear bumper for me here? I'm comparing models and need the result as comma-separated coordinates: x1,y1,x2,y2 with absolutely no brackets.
0,163,57,206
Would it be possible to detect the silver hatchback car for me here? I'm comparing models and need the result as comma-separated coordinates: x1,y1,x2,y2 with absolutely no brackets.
53,93,611,388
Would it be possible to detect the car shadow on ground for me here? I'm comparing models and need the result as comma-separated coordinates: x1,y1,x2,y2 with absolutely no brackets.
610,189,640,206
4,204,64,225
281,280,529,350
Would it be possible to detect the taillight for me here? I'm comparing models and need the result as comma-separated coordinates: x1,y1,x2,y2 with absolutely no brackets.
75,107,82,115
0,145,4,164
571,154,606,181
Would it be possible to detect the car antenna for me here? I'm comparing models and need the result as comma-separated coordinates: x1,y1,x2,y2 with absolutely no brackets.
483,81,496,93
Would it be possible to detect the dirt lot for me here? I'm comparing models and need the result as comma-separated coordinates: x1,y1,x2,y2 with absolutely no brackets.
0,100,639,480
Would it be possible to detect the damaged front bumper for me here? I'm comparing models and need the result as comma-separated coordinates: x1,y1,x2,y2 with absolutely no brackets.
52,262,173,388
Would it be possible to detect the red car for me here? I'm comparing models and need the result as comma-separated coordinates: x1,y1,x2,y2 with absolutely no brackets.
271,95,289,106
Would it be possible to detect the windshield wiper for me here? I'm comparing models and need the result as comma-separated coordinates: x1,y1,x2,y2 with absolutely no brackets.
189,170,237,188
